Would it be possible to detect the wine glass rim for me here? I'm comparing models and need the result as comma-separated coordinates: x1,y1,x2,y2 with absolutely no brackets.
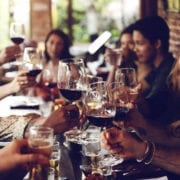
24,47,36,51
60,57,84,63
116,67,136,71
30,125,54,133
89,80,106,86
116,67,136,73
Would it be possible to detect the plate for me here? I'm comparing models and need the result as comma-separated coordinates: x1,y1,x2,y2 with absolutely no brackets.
0,95,42,117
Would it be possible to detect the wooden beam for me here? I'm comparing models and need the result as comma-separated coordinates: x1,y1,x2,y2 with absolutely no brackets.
139,0,158,18
67,0,73,45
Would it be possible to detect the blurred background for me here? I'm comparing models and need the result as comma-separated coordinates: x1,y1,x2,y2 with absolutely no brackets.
0,0,179,58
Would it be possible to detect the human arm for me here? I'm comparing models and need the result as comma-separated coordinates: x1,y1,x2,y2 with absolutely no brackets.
0,70,36,99
0,103,79,141
101,127,180,175
35,104,79,132
152,145,180,175
127,108,180,147
24,104,80,137
0,45,21,65
101,127,147,160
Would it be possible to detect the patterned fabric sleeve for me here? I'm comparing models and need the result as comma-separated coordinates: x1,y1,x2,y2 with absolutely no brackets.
0,114,40,141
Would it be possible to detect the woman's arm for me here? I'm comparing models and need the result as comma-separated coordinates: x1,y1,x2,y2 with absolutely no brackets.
153,145,180,175
0,71,36,99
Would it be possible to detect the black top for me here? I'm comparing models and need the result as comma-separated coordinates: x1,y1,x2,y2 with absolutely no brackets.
138,53,177,124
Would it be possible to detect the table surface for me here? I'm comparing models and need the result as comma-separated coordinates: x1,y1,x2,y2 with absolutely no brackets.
0,95,51,117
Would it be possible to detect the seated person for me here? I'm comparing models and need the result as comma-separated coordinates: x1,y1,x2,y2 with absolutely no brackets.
34,29,72,101
101,56,180,175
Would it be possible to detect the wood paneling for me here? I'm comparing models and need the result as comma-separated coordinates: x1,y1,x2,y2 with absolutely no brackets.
30,0,52,42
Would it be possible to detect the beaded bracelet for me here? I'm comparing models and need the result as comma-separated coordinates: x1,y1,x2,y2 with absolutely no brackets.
136,140,155,165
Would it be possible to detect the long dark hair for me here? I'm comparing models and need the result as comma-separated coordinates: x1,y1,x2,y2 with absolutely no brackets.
44,29,71,61
133,16,170,54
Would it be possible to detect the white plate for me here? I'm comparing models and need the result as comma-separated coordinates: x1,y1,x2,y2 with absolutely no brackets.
0,141,10,147
0,96,42,117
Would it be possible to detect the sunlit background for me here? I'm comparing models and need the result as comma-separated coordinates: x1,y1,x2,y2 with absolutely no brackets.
0,0,139,49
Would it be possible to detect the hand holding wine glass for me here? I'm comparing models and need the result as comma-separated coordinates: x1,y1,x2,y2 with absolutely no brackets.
22,47,43,97
104,46,123,67
115,68,139,105
28,126,54,179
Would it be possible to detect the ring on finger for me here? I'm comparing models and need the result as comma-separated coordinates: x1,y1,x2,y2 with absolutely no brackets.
20,80,27,85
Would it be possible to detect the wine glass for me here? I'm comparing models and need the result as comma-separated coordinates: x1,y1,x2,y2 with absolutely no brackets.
28,126,54,179
84,81,116,128
86,75,103,88
22,47,43,77
81,125,102,172
42,68,57,89
42,68,58,101
108,82,129,121
22,47,43,97
105,40,123,67
115,68,138,104
57,58,87,103
50,139,61,178
10,22,25,45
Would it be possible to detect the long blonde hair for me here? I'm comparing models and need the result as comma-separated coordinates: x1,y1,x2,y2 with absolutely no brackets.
168,57,180,92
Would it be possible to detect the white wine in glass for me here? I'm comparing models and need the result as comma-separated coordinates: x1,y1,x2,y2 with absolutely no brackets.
28,126,54,180
115,68,138,104
85,81,116,127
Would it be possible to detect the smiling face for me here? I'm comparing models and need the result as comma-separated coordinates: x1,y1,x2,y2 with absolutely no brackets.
46,34,64,60
133,30,157,64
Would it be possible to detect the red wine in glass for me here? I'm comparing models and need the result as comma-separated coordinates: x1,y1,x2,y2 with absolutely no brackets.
59,88,83,102
57,58,87,103
114,107,129,120
11,37,24,45
10,22,25,45
44,82,57,89
27,69,42,77
86,115,114,127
